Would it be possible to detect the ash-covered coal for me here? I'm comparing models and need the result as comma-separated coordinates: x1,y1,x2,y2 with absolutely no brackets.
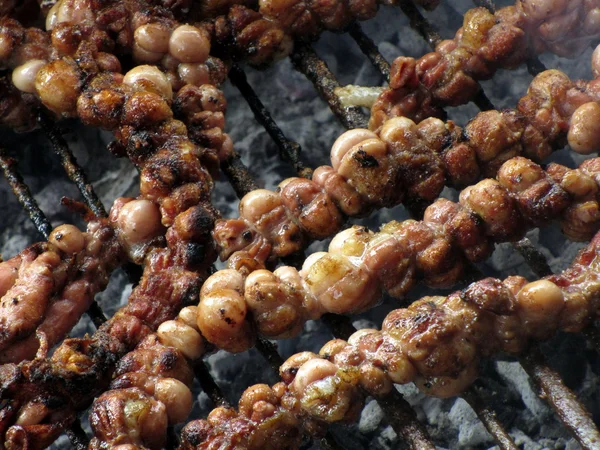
0,0,598,448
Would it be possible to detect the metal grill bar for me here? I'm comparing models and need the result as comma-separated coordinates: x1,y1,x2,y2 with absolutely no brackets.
87,300,108,327
229,65,312,179
348,23,391,82
472,0,495,12
526,57,547,77
462,387,519,450
290,42,369,129
0,148,52,239
255,337,284,373
37,111,107,218
66,420,89,450
513,238,553,277
193,360,229,407
520,346,600,450
220,151,260,197
397,0,441,48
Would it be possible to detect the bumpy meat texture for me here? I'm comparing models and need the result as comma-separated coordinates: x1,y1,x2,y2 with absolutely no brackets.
199,156,600,352
0,220,125,364
0,20,225,450
87,305,204,449
180,230,600,450
370,0,600,127
0,204,216,450
214,65,600,267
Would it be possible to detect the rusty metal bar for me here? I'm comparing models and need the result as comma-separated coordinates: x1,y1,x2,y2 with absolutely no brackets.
526,57,547,77
290,42,369,129
472,0,495,12
348,22,391,82
87,300,108,327
229,65,313,179
376,390,437,450
193,360,229,407
37,111,107,218
520,346,600,450
220,151,260,197
513,238,553,277
66,420,89,450
462,387,519,450
0,148,53,239
256,337,284,373
397,0,441,47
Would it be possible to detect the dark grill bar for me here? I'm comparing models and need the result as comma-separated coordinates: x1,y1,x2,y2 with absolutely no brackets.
290,42,369,129
462,387,519,450
0,148,53,239
37,111,107,219
513,237,553,278
65,421,89,450
228,65,312,179
520,346,600,450
348,23,391,82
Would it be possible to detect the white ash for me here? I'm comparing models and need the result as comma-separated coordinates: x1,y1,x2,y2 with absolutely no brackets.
0,0,598,448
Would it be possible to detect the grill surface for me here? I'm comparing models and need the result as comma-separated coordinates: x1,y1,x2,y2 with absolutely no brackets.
1,0,600,449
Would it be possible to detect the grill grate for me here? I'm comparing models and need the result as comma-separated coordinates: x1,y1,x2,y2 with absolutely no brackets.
0,0,599,449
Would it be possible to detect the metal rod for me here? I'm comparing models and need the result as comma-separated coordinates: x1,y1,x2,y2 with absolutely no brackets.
255,337,284,373
376,390,437,450
462,387,519,450
37,111,107,218
290,42,369,130
526,57,547,77
520,346,600,450
65,419,89,450
220,151,259,198
397,0,441,47
0,148,53,239
472,0,495,12
192,360,229,407
87,299,108,327
228,65,313,179
513,237,553,277
348,22,391,82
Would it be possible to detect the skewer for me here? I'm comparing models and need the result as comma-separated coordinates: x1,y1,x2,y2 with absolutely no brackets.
66,420,90,450
229,65,312,179
520,346,600,450
347,22,391,82
37,111,107,218
0,148,52,239
462,387,519,450
290,42,369,129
